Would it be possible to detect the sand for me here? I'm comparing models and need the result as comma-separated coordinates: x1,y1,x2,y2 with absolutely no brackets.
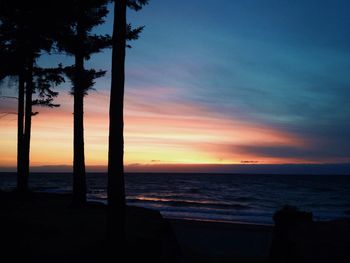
4,191,349,262
0,191,274,262
170,219,272,263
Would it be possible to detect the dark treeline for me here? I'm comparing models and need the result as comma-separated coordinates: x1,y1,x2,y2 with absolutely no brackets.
0,1,65,193
0,0,149,240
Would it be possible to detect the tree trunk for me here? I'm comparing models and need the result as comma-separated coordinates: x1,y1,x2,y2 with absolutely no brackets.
22,55,34,193
107,0,127,239
72,19,87,206
16,69,25,192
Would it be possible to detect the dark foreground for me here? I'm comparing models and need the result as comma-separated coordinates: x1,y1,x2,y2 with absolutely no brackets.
0,191,181,263
0,191,349,263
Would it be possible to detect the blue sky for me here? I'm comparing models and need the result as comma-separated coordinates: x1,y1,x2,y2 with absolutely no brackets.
123,0,350,162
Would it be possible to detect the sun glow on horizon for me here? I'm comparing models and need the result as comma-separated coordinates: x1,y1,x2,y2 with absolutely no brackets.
1,83,346,170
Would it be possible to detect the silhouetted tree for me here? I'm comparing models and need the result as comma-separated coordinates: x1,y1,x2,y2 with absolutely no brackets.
56,0,110,205
107,0,148,240
22,64,63,192
0,0,63,193
32,66,64,112
0,1,27,192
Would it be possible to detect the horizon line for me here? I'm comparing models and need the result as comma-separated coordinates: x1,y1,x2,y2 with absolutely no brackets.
0,163,349,175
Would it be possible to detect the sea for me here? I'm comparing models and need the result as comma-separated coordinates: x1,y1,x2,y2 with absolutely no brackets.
1,172,349,225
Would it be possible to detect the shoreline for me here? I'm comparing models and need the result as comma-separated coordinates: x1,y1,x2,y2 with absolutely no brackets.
167,216,274,227
1,191,350,262
168,218,273,263
0,191,273,262
1,172,349,226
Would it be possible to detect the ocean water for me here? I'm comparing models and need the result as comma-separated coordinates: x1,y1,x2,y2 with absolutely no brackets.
0,172,349,224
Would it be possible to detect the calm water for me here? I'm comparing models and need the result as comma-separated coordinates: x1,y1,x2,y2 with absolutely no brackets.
1,172,349,224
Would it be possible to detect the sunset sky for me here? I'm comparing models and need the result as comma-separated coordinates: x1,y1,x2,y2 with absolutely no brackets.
1,0,350,172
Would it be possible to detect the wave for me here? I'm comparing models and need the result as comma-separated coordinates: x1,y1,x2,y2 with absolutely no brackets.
2,172,349,224
232,196,257,202
126,196,251,210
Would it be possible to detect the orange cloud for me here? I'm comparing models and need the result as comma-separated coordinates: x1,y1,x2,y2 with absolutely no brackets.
0,85,323,169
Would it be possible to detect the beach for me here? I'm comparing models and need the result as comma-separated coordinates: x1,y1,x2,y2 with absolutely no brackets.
170,219,272,263
0,191,273,263
1,191,350,262
2,172,350,261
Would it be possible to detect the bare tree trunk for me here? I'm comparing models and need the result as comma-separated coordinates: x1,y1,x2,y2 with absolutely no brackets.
16,69,25,191
72,20,87,206
107,0,127,239
22,55,34,193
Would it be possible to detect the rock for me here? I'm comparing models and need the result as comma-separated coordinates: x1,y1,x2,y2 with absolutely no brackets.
125,206,183,263
268,205,350,263
268,205,313,263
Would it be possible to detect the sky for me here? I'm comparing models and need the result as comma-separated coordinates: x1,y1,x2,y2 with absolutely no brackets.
1,0,350,172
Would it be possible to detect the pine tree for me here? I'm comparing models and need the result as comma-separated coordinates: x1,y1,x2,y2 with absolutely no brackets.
56,0,111,205
1,1,27,191
0,0,63,193
107,0,149,241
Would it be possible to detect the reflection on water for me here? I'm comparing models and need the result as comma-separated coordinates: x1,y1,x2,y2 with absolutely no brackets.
0,172,349,224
